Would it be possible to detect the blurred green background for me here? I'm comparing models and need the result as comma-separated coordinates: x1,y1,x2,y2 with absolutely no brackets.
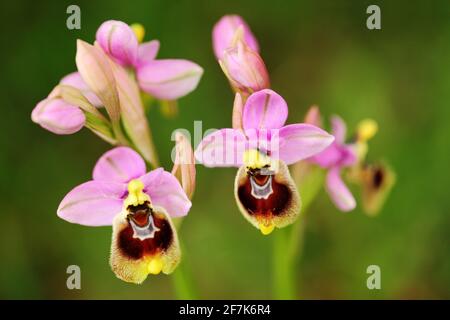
1,0,449,299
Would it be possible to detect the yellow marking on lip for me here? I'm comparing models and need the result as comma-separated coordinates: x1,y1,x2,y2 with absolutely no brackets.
259,222,275,235
147,257,163,275
243,149,271,169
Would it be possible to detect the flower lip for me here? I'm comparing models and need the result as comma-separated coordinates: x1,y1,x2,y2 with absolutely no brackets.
237,171,291,219
117,210,173,261
234,160,301,234
372,166,384,188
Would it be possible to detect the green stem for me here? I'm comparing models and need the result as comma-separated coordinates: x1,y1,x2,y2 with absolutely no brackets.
272,219,305,299
272,164,325,299
172,242,197,299
171,219,197,299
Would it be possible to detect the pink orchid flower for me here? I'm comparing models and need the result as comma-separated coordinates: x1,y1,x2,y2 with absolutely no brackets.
195,89,334,234
96,20,203,100
305,107,358,212
57,147,191,283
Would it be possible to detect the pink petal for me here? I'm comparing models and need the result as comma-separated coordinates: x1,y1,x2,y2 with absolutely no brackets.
326,167,356,212
96,20,138,66
331,115,347,144
60,72,102,107
278,124,335,165
137,59,203,100
137,40,160,66
310,142,342,168
93,147,146,183
194,128,247,167
243,89,288,131
140,168,192,217
31,98,85,135
57,180,126,226
311,142,357,168
212,14,259,60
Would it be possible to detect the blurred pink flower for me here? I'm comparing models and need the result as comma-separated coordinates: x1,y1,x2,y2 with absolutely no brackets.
306,107,358,211
96,20,139,66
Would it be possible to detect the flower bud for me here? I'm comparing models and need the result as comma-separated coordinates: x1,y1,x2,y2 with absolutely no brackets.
96,20,138,66
31,98,85,135
110,204,181,283
212,15,259,60
219,29,269,94
75,40,121,124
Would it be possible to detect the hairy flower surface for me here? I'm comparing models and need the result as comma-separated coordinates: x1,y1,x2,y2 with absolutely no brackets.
57,147,191,283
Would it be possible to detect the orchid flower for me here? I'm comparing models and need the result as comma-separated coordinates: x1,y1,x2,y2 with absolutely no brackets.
57,147,191,284
305,106,358,212
195,89,334,235
96,20,203,100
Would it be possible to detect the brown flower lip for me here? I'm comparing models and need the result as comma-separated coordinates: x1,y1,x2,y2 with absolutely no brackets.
234,160,301,234
110,204,181,283
117,207,174,261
